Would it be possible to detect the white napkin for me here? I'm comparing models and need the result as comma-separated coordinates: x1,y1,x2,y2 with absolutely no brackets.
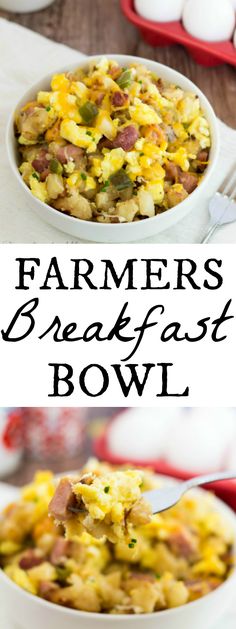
0,17,236,243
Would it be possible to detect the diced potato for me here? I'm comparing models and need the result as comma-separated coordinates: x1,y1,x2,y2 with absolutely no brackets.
19,162,34,185
146,181,164,205
130,582,162,613
116,199,139,222
46,174,64,200
137,188,155,218
164,580,189,609
54,192,92,220
96,191,115,211
95,111,118,141
167,183,188,208
27,562,57,587
29,176,48,204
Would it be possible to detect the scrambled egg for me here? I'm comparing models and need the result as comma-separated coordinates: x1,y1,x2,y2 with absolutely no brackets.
15,58,211,223
1,461,233,616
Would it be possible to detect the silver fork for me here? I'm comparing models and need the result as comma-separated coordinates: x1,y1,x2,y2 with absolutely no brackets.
201,163,236,243
144,471,236,514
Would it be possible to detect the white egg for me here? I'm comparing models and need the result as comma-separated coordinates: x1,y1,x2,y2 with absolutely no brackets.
164,408,236,473
183,0,235,42
134,0,185,23
108,408,179,461
230,0,236,9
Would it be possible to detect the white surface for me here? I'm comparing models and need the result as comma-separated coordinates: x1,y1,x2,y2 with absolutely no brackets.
183,0,235,43
0,18,236,243
134,0,185,22
6,54,219,243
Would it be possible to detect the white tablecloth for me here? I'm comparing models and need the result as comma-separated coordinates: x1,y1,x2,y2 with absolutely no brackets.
0,18,236,243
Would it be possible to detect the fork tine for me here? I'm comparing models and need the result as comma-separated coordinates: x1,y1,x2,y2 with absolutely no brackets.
224,172,236,198
219,163,236,197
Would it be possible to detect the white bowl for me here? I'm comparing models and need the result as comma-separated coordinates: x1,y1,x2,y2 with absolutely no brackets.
6,55,220,243
0,479,235,629
0,0,54,12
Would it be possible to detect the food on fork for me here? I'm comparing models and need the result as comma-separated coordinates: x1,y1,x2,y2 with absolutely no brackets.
0,460,234,615
15,57,211,223
49,468,152,542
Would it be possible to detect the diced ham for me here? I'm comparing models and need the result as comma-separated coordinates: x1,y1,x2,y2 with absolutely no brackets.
109,65,122,80
155,78,164,94
197,149,209,163
49,478,78,522
164,161,179,182
98,137,113,151
54,144,85,167
19,550,44,570
50,538,72,565
32,149,50,173
178,171,198,193
40,168,50,182
168,529,198,559
111,91,129,108
113,125,139,151
143,124,167,145
38,581,59,601
196,149,209,172
165,162,198,193
95,92,105,106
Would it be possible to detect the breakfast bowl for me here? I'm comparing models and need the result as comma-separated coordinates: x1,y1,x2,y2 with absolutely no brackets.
6,54,220,243
0,467,235,629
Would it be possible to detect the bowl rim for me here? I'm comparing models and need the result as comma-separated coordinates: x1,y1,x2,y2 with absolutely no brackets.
6,53,220,234
0,473,236,622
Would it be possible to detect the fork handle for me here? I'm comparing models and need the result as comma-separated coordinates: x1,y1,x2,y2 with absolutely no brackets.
201,223,219,244
183,471,236,493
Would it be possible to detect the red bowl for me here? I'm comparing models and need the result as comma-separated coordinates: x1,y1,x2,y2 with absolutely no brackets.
93,424,236,511
120,0,236,67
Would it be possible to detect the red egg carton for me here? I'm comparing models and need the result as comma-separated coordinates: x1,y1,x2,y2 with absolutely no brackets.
120,0,236,67
93,424,236,512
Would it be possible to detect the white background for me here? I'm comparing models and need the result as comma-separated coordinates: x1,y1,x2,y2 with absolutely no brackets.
0,244,235,406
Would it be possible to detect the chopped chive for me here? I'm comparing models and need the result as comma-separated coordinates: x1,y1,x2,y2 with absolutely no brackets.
128,542,135,549
86,130,92,136
156,573,161,579
101,180,110,192
32,172,40,180
104,486,110,494
131,538,137,544
46,106,51,112
80,172,87,180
